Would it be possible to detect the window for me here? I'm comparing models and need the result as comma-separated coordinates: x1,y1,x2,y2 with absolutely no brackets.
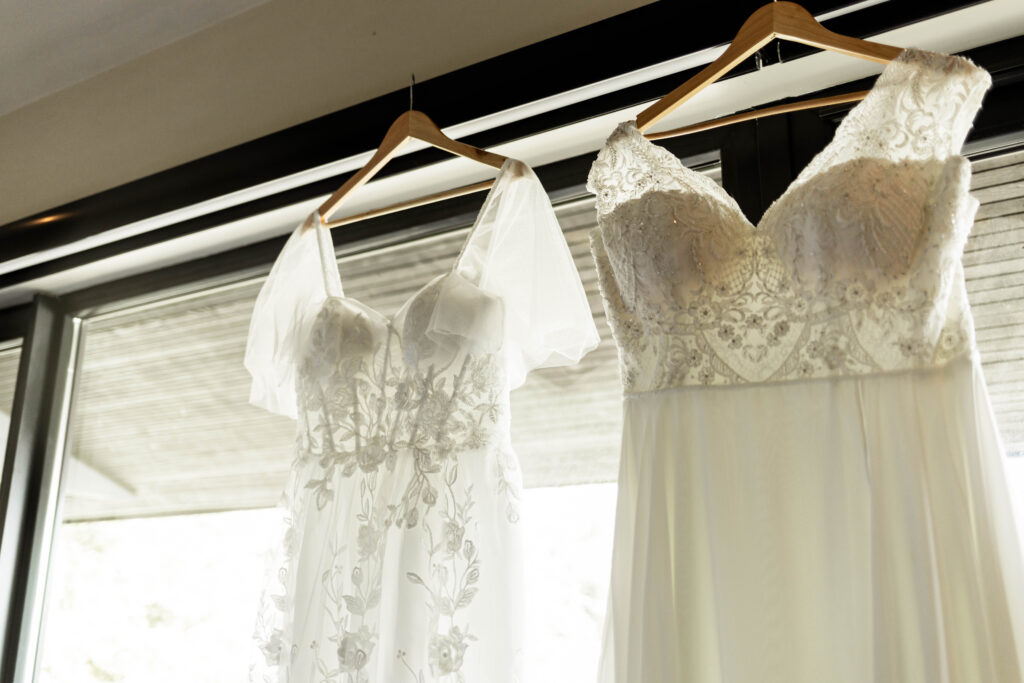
21,115,1024,683
39,279,286,682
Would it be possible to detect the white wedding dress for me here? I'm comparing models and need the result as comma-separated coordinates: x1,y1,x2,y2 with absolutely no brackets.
245,159,599,683
588,48,1024,682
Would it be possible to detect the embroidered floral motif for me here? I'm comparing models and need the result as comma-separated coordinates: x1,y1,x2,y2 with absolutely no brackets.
401,468,481,682
588,48,989,393
252,288,520,682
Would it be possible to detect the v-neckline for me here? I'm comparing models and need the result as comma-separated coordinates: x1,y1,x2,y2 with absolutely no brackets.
309,156,527,323
622,47,946,232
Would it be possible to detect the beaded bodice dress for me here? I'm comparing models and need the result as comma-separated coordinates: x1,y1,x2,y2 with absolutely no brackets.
587,48,1024,683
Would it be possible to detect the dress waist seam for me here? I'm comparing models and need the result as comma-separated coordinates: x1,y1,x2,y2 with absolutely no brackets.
621,349,979,399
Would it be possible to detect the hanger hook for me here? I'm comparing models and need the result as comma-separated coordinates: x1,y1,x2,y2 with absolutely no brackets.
409,73,415,112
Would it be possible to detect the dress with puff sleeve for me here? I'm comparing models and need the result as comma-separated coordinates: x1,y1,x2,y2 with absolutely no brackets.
244,157,598,683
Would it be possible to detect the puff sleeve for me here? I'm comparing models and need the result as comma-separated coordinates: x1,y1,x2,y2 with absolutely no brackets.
244,213,341,418
447,160,600,389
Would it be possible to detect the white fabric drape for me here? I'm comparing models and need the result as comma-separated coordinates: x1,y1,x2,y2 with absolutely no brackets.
601,354,1024,682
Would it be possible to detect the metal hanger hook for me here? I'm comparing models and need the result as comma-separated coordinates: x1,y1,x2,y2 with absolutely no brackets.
409,74,415,111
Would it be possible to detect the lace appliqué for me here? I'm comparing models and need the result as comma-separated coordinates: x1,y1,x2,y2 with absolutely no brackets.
252,294,521,682
587,48,989,394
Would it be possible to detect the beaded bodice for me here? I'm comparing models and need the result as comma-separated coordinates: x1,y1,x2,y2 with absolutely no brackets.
588,48,991,394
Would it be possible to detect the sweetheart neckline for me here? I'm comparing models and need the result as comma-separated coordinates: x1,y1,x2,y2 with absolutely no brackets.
321,272,450,326
613,47,980,233
619,52,907,232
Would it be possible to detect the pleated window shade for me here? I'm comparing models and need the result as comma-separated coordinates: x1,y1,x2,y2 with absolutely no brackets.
0,344,22,486
0,345,19,416
966,148,1024,456
64,170,714,521
58,149,1024,523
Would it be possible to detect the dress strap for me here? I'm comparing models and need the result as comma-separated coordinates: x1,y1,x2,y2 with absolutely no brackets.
306,211,345,298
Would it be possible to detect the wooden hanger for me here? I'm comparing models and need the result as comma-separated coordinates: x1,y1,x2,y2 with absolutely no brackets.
646,88,870,140
315,109,508,229
637,1,904,137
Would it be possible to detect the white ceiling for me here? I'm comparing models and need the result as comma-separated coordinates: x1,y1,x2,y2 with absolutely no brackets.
0,0,270,117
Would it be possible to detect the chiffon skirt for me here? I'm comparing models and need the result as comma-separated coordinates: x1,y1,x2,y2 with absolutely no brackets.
598,353,1024,683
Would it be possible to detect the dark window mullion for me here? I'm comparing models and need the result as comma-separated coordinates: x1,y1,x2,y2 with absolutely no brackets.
0,296,79,683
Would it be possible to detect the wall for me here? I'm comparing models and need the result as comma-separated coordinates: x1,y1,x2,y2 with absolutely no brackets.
0,0,650,226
